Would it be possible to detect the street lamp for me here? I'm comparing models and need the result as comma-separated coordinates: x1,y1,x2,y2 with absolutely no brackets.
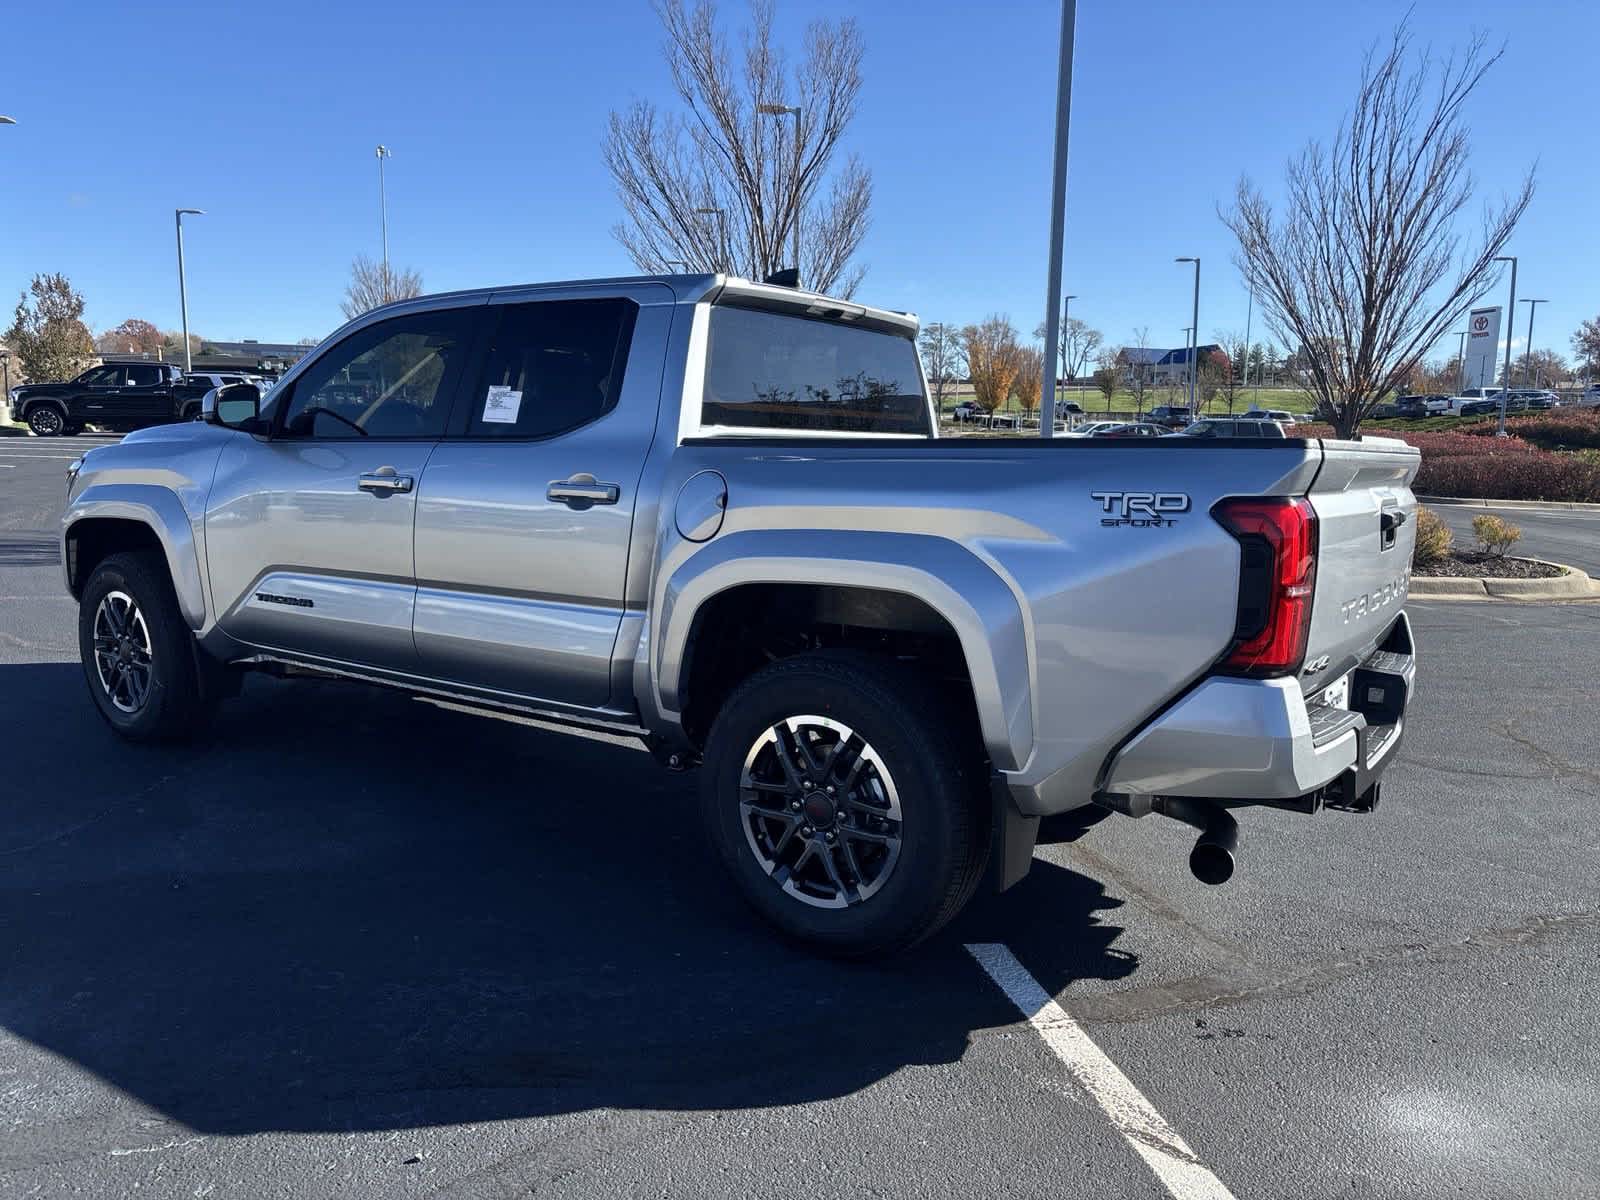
756,103,802,283
175,208,205,375
1520,298,1547,387
1453,330,1468,395
0,116,16,125
1493,255,1517,436
1176,257,1200,410
695,206,729,272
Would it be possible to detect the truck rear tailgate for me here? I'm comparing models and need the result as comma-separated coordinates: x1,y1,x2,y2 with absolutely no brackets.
1301,436,1420,694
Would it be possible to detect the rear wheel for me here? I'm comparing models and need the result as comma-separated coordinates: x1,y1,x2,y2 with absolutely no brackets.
25,405,66,436
78,551,207,742
700,651,990,959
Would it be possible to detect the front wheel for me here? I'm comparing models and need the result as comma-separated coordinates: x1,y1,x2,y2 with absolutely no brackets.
700,651,990,959
78,551,207,742
25,405,66,436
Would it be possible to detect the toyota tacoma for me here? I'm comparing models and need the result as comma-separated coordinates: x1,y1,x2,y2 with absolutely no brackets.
60,274,1419,957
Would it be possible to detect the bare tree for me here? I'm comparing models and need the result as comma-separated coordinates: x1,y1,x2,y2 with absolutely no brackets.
1092,351,1119,408
1034,315,1103,382
1124,326,1152,414
341,255,423,320
963,316,1019,426
605,0,871,296
918,322,965,413
1223,25,1534,438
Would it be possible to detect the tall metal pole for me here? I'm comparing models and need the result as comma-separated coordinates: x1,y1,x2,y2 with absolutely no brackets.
376,145,392,289
1038,0,1077,441
1242,288,1253,390
1521,298,1546,386
789,108,802,280
175,208,204,375
1189,259,1200,409
695,206,728,272
1455,331,1467,394
1494,255,1517,436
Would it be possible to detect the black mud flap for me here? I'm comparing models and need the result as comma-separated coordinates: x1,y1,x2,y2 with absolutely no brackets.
988,778,1040,892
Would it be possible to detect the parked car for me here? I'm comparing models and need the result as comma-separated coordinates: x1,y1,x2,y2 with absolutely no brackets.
1094,422,1168,438
1055,399,1085,417
1145,404,1194,429
1176,418,1289,439
1502,389,1557,410
1439,388,1500,414
1392,396,1433,420
1458,399,1498,417
11,362,211,436
1241,408,1297,424
1369,403,1400,420
1061,420,1125,438
951,401,982,421
62,273,1420,958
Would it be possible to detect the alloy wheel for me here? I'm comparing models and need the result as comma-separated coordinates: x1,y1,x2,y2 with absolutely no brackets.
92,590,154,713
29,407,63,436
739,715,904,909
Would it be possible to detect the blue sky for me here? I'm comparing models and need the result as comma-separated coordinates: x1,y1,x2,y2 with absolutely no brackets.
2,0,1595,363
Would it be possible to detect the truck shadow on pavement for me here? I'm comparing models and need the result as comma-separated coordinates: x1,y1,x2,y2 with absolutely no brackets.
0,663,1136,1136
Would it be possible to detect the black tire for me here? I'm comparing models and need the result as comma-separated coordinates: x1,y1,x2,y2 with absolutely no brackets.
78,550,207,742
700,651,990,959
25,404,67,437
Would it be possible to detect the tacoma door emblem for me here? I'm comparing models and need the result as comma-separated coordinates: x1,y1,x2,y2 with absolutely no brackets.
255,591,314,608
1091,491,1190,528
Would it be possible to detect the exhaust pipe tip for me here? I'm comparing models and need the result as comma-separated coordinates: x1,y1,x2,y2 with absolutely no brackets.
1189,840,1235,886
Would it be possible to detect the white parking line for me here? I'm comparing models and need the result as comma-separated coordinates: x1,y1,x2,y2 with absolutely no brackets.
966,943,1236,1200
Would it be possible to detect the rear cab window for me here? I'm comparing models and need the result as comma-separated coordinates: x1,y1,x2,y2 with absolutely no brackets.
697,305,931,437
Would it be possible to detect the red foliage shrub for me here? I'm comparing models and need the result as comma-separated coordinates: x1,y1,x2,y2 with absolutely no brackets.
1462,411,1600,451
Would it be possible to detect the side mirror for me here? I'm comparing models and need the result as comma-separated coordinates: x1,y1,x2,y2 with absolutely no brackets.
206,382,263,430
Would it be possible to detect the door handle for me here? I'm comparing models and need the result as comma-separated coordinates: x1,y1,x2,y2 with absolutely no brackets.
358,470,414,495
548,476,620,508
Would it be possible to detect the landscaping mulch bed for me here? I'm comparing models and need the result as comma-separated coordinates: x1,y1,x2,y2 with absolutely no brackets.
1414,552,1566,579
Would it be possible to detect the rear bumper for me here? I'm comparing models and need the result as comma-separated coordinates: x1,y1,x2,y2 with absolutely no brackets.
1097,613,1415,809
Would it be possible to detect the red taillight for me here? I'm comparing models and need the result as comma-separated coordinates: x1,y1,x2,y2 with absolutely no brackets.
1213,496,1318,677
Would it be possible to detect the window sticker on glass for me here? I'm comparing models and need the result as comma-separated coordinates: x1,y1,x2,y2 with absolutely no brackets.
483,384,523,424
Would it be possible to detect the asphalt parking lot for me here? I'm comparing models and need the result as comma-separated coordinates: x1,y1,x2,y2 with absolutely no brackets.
3,434,1599,1198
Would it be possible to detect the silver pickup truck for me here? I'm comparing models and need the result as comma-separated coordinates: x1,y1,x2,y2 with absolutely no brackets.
61,274,1419,958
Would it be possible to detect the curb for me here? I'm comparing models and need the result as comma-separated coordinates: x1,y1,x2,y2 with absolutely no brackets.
1410,560,1600,601
0,424,33,437
1417,495,1600,512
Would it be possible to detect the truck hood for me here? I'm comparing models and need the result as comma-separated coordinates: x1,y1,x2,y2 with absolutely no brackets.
16,382,71,398
119,419,229,449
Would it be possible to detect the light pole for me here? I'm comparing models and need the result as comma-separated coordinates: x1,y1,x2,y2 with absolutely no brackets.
1520,298,1547,386
1035,0,1078,440
1176,257,1200,410
756,104,802,283
695,206,728,272
175,208,205,375
1454,330,1467,395
1242,288,1254,390
0,116,16,125
1493,255,1517,436
375,144,392,285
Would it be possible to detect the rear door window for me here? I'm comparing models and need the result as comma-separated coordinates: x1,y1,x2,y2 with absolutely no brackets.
462,298,636,439
702,306,930,435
